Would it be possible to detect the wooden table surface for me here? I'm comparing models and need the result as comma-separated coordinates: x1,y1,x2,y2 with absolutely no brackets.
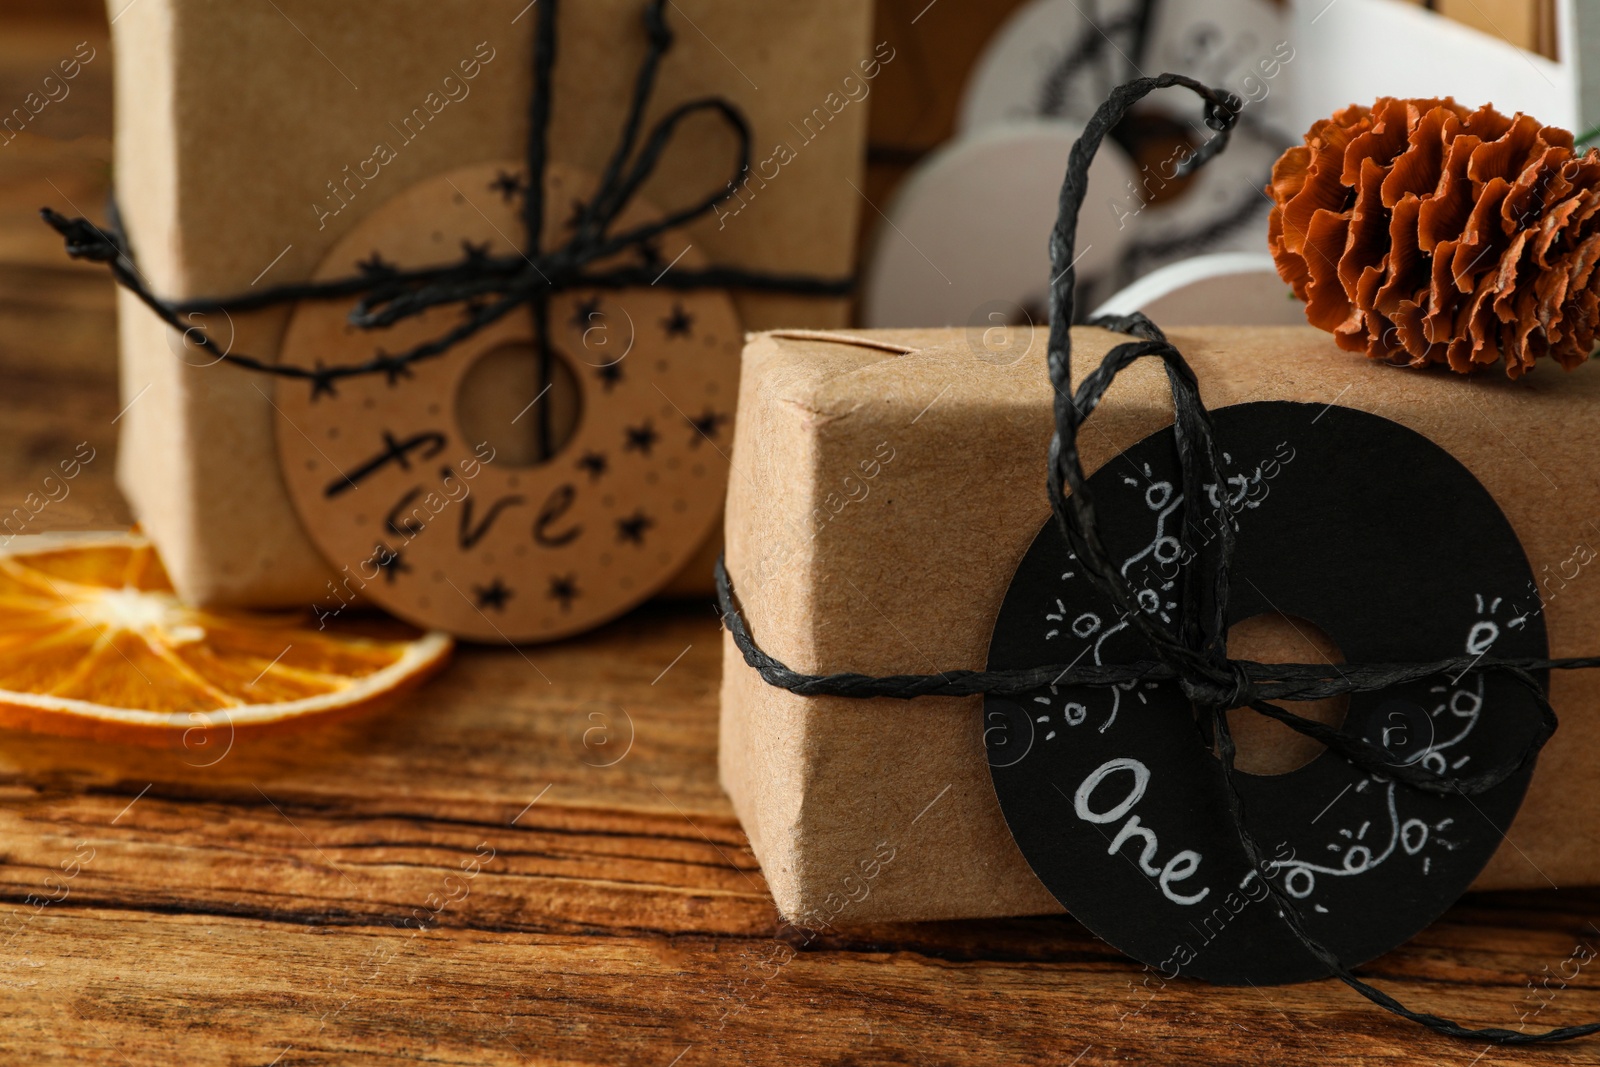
8,5,1600,1066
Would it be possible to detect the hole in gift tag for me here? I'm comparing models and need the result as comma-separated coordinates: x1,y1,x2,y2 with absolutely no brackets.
1223,612,1348,776
1109,111,1201,208
456,342,582,467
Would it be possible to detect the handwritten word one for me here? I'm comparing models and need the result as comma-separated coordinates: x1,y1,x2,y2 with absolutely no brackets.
1075,757,1209,905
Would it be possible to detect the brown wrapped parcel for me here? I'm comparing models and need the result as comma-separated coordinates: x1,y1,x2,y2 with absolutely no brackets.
109,0,872,608
719,324,1600,924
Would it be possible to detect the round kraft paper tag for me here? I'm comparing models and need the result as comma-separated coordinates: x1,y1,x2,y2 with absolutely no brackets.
275,161,741,642
984,401,1548,985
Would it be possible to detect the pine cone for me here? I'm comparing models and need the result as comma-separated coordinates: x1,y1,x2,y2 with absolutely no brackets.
1266,97,1600,377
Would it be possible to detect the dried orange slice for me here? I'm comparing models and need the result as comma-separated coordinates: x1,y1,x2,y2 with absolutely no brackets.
0,533,451,743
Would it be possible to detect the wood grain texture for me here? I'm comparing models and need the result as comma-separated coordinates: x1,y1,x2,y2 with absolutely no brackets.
6,5,1600,1065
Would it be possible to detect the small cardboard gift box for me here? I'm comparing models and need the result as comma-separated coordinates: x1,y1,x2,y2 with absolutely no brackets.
107,0,872,609
718,323,1600,924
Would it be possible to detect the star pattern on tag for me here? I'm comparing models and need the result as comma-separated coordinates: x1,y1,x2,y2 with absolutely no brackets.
309,362,339,401
571,295,602,330
616,510,654,545
548,573,580,611
356,252,397,278
663,303,694,338
374,544,410,583
687,409,727,445
474,578,513,611
624,421,659,456
373,350,414,386
489,170,524,202
577,451,609,482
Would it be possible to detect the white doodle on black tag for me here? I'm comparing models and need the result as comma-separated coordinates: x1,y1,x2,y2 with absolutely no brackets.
985,402,1548,985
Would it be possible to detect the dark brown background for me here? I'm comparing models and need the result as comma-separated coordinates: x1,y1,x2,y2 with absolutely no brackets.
4,1,1600,1063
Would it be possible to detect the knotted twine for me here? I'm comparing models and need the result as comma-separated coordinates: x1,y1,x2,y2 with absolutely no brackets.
719,74,1600,1044
41,0,849,462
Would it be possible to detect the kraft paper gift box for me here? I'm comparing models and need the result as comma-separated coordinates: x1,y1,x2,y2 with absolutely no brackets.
718,324,1600,924
108,0,872,608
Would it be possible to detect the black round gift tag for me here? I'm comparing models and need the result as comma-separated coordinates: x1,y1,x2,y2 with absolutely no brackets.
984,401,1548,985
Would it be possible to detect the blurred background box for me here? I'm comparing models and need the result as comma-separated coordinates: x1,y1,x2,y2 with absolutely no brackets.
1396,0,1558,59
104,0,870,611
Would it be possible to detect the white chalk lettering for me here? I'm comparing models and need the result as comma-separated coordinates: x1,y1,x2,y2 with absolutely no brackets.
1075,757,1211,906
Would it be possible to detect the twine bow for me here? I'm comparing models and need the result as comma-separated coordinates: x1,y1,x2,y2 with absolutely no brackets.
43,0,849,459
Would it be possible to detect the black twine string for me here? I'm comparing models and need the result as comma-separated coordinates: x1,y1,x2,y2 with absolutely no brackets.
718,73,1600,1044
1034,1,1292,294
41,0,850,460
